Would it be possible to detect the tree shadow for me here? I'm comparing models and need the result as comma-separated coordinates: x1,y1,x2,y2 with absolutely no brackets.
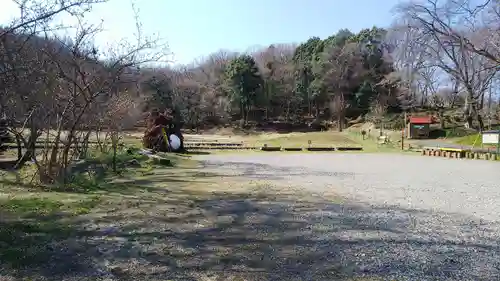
112,196,500,280
200,160,357,181
0,164,221,196
180,151,212,155
0,199,106,280
0,159,18,170
0,219,93,274
3,186,498,280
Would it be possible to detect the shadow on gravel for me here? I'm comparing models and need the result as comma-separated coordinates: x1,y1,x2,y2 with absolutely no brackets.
200,161,356,180
2,187,500,281
0,200,101,280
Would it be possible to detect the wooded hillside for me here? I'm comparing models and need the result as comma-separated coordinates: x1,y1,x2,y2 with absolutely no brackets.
1,0,499,134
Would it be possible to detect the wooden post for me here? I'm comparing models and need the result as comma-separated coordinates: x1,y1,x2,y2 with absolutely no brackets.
497,132,500,155
402,111,406,150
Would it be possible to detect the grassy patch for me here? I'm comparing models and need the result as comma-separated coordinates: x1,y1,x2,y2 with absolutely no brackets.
453,134,499,151
454,134,482,146
0,219,75,268
0,146,348,279
0,191,102,216
196,130,415,155
442,126,477,138
345,131,406,153
0,193,102,268
0,139,204,273
238,131,358,148
0,136,344,277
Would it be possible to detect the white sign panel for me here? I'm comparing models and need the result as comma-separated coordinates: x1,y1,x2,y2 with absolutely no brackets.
482,133,499,144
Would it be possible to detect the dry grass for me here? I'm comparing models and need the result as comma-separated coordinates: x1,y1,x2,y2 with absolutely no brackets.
224,131,358,148
0,154,346,280
186,127,405,153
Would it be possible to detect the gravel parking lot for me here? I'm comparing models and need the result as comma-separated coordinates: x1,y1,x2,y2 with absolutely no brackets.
198,153,500,221
196,153,500,280
6,153,499,281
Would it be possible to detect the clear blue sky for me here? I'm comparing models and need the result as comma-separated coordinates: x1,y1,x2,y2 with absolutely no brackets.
1,0,402,65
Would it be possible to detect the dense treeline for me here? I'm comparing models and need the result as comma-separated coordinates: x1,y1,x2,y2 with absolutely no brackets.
136,0,500,132
1,0,499,134
138,27,398,131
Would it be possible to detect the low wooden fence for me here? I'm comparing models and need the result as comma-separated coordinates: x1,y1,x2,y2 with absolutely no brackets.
422,146,498,161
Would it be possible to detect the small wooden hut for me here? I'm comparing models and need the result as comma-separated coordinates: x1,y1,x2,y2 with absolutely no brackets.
407,116,432,139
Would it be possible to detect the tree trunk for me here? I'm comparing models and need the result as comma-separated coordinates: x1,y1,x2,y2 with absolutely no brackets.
450,78,459,108
439,109,445,129
464,88,484,131
337,93,345,132
466,114,473,129
338,113,343,132
450,95,457,108
286,101,290,121
48,124,64,175
244,105,250,125
239,102,244,122
15,131,37,169
111,131,118,173
473,103,484,132
15,133,22,161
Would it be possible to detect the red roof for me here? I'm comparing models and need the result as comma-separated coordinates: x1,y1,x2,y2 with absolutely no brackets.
409,116,432,124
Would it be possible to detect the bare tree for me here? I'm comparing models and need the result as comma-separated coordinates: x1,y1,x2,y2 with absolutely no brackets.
253,44,297,120
194,50,235,123
320,43,365,131
396,0,499,65
416,65,441,106
1,1,168,183
396,0,499,131
386,23,427,109
370,99,389,134
1,0,108,37
429,92,447,129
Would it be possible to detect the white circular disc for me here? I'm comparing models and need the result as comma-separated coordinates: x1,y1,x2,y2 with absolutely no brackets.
169,134,181,150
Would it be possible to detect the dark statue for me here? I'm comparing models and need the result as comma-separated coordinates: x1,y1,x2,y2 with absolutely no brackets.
142,108,184,152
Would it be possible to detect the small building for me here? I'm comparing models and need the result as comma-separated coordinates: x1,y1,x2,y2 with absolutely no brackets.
407,116,432,139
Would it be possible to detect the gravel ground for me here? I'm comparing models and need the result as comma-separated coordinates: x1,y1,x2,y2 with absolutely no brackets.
197,153,500,222
193,152,500,280
4,153,500,280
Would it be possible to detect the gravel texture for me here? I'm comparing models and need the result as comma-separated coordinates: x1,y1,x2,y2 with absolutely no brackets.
4,153,500,280
197,153,500,221
194,153,500,280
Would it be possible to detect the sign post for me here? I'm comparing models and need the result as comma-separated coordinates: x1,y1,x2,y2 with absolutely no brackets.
481,130,500,155
497,131,500,155
401,111,407,150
